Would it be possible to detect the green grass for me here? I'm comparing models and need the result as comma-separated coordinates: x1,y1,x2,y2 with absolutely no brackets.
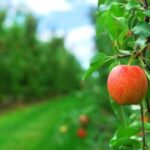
0,94,95,150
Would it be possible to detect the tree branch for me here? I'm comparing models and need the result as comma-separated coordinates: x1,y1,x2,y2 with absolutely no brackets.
146,97,150,113
140,0,150,71
143,0,149,9
142,45,150,71
140,103,148,150
116,54,131,58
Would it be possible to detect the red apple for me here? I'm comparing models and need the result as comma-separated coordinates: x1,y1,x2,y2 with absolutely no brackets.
77,128,87,138
107,65,148,105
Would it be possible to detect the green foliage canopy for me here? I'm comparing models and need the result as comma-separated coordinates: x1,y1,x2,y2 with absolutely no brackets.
0,12,82,102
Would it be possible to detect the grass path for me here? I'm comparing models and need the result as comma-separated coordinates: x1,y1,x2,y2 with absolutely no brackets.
0,95,92,150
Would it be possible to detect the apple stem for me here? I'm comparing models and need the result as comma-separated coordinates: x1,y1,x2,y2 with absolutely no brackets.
127,54,135,66
140,102,148,150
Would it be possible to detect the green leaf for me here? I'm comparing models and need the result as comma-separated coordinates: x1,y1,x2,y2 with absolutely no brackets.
135,37,146,47
130,121,150,131
112,16,127,28
82,63,101,80
144,9,150,17
99,4,110,12
90,53,108,65
108,60,119,72
110,137,141,148
83,53,114,80
115,126,140,138
109,121,142,148
145,122,150,130
132,22,150,37
144,69,150,80
110,99,123,122
96,3,127,40
118,49,132,55
110,3,125,17
110,125,141,148
125,0,140,10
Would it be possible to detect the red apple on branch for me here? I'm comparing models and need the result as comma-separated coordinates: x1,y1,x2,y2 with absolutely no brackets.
107,65,148,105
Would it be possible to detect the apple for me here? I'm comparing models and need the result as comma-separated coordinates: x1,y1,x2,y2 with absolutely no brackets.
59,125,68,134
107,65,148,105
77,128,87,138
79,114,89,125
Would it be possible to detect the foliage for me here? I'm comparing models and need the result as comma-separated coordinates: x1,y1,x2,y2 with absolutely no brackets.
85,0,150,149
0,11,82,102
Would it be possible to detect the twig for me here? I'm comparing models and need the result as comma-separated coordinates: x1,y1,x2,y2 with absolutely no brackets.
146,97,150,114
140,103,148,150
116,54,131,58
140,0,150,71
143,0,149,9
142,46,150,71
137,0,144,7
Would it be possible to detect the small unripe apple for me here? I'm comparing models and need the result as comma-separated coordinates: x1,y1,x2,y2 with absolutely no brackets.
107,65,148,105
79,114,89,125
59,125,68,134
77,128,87,138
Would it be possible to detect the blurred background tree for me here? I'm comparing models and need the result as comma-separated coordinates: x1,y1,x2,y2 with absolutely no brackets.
0,11,83,104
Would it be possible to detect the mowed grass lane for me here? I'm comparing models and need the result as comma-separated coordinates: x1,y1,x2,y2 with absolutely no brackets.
0,95,92,150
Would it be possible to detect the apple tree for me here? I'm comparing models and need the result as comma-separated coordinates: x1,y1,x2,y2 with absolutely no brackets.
84,0,150,149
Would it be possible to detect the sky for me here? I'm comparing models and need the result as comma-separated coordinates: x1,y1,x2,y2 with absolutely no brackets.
1,0,97,68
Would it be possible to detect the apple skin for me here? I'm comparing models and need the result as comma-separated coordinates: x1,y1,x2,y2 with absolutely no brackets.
107,65,148,105
59,125,68,134
77,128,87,138
79,114,89,125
